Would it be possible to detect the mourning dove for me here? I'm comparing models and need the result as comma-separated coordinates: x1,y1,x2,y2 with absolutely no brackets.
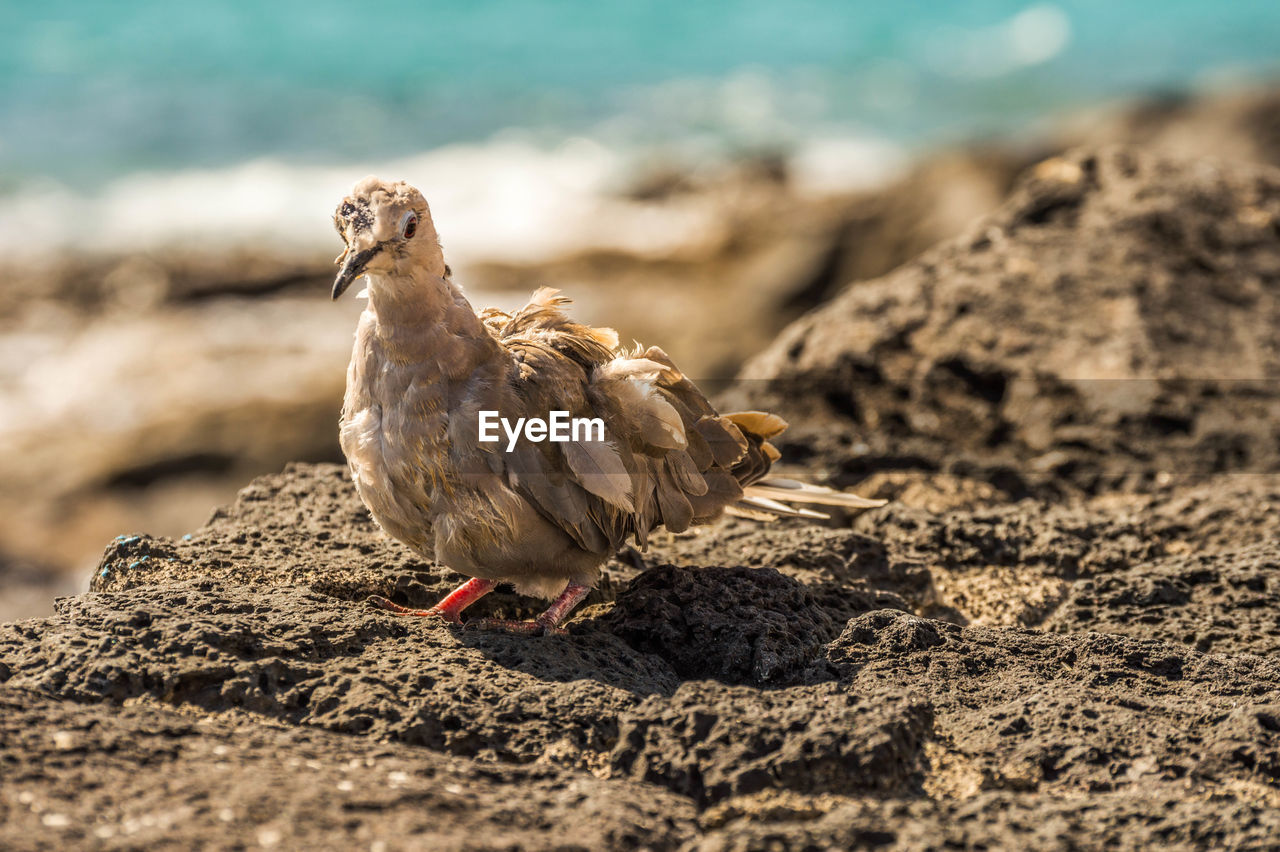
332,177,885,635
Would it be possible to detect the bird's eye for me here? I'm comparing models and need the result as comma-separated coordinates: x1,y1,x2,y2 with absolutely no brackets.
399,211,418,239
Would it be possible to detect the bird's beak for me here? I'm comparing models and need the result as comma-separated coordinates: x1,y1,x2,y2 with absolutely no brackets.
332,244,381,300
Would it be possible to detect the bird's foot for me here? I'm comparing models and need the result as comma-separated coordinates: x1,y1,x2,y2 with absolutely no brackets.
461,581,590,637
367,578,498,626
366,595,461,625
464,616,568,637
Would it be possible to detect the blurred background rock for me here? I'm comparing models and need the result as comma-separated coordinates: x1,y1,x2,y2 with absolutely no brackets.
2,1,1279,620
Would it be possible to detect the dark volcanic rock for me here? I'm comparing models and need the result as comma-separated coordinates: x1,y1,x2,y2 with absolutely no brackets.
830,609,1280,795
6,460,1280,848
737,146,1280,496
599,564,840,685
91,463,548,622
694,788,1280,851
611,680,933,805
1,581,678,764
637,470,1280,634
635,521,921,622
1045,543,1280,656
0,686,697,852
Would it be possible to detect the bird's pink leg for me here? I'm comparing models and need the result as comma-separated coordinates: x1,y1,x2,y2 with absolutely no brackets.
368,577,497,625
466,582,591,636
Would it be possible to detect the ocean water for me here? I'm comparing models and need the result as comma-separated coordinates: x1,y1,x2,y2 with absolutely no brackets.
3,1,1279,259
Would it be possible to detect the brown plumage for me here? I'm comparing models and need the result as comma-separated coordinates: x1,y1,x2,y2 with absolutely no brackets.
332,177,885,635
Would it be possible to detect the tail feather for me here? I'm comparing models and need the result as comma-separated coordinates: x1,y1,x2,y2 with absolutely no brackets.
724,410,788,439
725,503,780,522
735,477,887,520
738,494,828,520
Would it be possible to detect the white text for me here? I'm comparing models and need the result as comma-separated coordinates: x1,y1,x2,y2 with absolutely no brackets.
478,410,606,451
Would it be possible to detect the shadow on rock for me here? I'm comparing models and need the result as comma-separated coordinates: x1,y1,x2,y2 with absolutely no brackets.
596,564,857,687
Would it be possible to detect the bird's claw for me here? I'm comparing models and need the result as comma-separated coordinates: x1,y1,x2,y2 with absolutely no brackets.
463,617,568,637
366,595,461,625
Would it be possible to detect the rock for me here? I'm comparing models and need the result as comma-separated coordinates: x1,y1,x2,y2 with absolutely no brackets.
600,564,840,686
1,580,676,762
1045,543,1280,656
737,146,1280,495
610,680,933,806
638,471,1280,633
694,787,1280,851
630,521,923,622
0,293,360,596
7,138,1280,847
5,457,1280,848
0,686,698,851
1067,86,1280,173
829,609,1280,797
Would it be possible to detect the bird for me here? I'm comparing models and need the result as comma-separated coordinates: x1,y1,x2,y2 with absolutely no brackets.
332,176,885,635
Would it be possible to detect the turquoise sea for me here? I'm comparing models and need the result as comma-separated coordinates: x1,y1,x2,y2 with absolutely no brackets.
2,2,1279,260
5,1,1280,187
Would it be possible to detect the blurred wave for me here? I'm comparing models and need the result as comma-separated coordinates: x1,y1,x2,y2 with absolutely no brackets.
5,1,1279,190
0,134,911,266
5,1,1279,263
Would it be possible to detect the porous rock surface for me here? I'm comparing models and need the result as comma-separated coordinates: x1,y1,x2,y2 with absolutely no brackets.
5,146,1280,849
736,145,1280,495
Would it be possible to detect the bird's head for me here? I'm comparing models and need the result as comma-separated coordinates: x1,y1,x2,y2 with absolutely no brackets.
331,177,443,299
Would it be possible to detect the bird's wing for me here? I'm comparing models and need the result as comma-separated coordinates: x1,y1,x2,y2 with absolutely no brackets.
491,287,619,365
475,288,626,553
481,289,785,552
588,345,790,545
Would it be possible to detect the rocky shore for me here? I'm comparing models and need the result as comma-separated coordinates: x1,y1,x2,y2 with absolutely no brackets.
4,86,1280,617
2,133,1279,848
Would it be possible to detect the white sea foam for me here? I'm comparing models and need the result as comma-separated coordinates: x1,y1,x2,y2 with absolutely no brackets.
921,3,1073,80
0,130,906,268
789,136,909,197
